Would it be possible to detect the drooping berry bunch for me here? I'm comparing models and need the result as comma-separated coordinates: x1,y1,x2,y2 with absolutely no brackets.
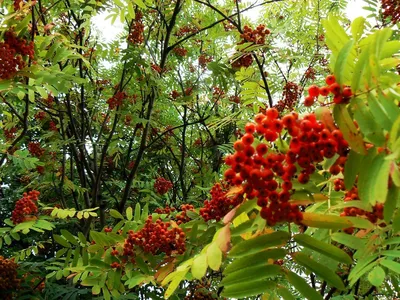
14,0,23,10
175,204,195,225
231,53,253,68
240,24,271,45
304,67,316,80
229,95,241,104
340,186,384,234
175,25,199,38
381,0,400,24
304,75,353,106
110,262,121,269
128,11,144,45
173,47,188,57
275,82,301,112
4,30,34,59
154,206,176,215
0,256,20,297
198,54,212,68
200,182,243,222
124,216,186,256
171,90,180,99
107,91,127,109
4,127,17,140
49,120,58,131
151,64,162,74
11,190,40,224
34,111,46,120
0,30,34,80
154,204,194,225
154,177,173,195
223,108,349,226
213,86,225,99
28,141,45,157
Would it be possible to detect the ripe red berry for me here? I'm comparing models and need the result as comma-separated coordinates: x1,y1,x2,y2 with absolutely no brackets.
329,83,341,96
325,75,336,85
234,140,245,151
304,95,315,107
320,86,330,96
342,87,352,98
308,85,320,97
245,123,256,134
266,108,279,119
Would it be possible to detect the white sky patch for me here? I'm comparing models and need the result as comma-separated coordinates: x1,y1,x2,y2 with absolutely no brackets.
346,0,372,21
92,0,372,44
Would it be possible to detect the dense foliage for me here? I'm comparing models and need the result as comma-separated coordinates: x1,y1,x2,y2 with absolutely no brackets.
1,0,400,299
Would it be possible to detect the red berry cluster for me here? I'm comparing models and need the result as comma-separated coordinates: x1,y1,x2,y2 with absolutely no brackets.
0,31,33,80
4,127,17,140
223,108,349,226
200,183,243,222
231,53,253,68
49,121,58,131
104,227,113,233
173,47,188,57
229,95,241,104
240,24,271,45
154,204,194,225
36,166,45,174
304,75,353,106
11,190,40,224
175,25,199,38
154,206,176,215
213,86,225,99
304,67,316,80
381,0,400,24
151,64,162,74
4,30,34,59
340,186,384,234
34,111,46,120
107,91,127,109
14,0,23,10
110,262,121,269
171,90,181,99
275,82,301,112
154,177,173,195
124,216,186,256
28,141,45,157
0,256,20,296
43,95,54,108
128,11,144,45
198,54,212,68
176,204,195,225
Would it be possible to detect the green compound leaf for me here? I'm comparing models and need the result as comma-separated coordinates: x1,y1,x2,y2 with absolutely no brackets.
228,231,290,258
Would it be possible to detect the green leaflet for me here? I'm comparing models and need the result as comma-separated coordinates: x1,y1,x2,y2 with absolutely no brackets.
293,253,345,290
228,231,290,258
221,280,276,298
294,234,352,264
220,264,281,287
224,248,286,274
331,232,365,250
286,271,323,300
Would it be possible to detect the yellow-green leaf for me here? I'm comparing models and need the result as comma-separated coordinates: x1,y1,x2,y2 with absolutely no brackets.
207,243,222,271
301,212,352,229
